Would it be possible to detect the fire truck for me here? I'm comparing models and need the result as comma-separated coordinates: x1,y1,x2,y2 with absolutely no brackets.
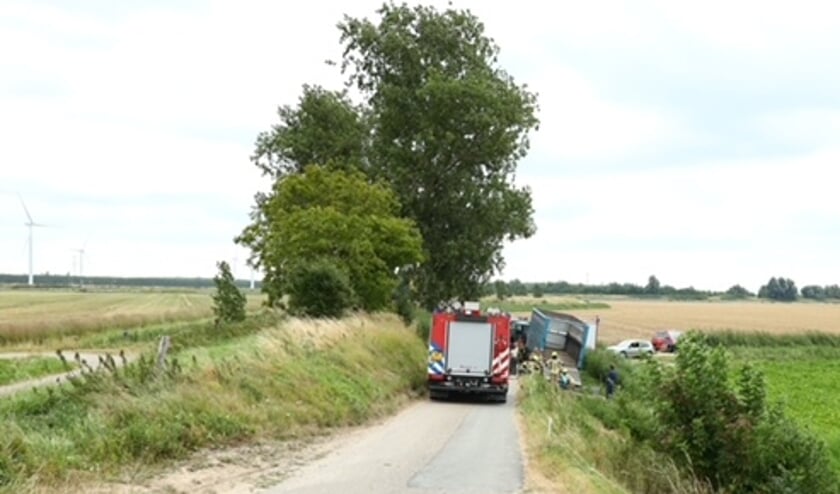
426,301,512,402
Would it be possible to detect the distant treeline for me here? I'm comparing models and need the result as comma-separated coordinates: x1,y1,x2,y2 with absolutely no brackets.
0,273,261,290
484,277,718,301
485,276,840,302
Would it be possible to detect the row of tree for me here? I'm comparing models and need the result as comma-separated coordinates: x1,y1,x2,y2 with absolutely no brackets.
487,275,840,302
235,2,539,316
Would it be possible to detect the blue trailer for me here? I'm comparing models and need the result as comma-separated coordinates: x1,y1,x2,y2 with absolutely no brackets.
525,308,599,371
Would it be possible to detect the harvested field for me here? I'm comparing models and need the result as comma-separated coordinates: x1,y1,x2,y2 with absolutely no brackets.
565,299,840,344
0,289,265,342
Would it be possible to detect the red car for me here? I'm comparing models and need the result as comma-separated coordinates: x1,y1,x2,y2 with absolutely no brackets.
651,330,682,352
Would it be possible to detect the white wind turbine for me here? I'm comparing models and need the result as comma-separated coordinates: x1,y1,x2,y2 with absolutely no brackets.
18,194,46,286
73,236,89,288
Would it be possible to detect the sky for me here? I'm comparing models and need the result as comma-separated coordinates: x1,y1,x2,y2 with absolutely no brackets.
1,0,838,292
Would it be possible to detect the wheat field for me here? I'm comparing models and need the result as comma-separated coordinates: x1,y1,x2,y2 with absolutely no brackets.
0,289,265,341
568,299,840,344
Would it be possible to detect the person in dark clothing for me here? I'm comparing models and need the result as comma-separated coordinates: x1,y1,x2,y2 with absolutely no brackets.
606,364,620,398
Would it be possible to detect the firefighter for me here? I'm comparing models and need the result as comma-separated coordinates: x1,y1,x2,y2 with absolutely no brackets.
559,368,571,390
548,351,562,382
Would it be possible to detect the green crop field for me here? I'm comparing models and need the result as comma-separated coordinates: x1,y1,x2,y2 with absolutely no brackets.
0,289,265,343
729,346,840,469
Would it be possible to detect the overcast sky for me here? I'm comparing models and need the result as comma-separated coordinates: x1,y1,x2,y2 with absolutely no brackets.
1,0,838,292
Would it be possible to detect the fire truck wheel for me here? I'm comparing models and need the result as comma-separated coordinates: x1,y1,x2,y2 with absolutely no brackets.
429,390,448,401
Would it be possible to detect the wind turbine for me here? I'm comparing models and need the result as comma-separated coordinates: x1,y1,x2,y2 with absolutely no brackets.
73,243,87,288
18,194,46,286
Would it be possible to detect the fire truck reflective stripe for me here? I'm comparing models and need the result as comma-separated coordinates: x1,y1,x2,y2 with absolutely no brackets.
428,342,445,375
492,347,510,375
428,362,445,375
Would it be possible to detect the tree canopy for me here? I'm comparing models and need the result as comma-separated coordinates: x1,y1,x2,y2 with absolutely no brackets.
338,3,538,308
757,277,798,302
236,165,423,311
239,2,539,310
251,85,368,179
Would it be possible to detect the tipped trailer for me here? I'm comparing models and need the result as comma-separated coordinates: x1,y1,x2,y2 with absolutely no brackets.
427,301,512,402
522,308,599,386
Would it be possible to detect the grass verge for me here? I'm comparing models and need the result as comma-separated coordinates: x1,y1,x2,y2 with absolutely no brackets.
521,334,840,493
517,374,709,494
0,313,425,492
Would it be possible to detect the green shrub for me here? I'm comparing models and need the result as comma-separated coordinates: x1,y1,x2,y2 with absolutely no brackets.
581,347,625,383
414,309,431,341
393,275,415,325
647,332,838,493
286,260,355,318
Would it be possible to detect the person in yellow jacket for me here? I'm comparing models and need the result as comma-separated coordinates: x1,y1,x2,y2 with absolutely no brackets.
559,368,571,390
547,351,562,381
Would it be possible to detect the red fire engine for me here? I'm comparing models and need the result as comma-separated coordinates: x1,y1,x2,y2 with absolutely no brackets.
426,301,511,402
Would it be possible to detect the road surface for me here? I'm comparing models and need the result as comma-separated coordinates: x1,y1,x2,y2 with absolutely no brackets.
264,381,525,494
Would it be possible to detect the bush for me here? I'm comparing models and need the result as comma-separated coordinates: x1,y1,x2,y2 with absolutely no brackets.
287,260,355,318
647,332,838,493
414,309,431,341
581,347,624,383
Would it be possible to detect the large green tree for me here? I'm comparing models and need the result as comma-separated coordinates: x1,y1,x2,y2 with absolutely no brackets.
338,3,539,308
251,84,368,179
242,2,538,310
236,165,423,311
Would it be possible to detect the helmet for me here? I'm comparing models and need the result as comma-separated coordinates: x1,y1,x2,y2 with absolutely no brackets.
551,351,558,359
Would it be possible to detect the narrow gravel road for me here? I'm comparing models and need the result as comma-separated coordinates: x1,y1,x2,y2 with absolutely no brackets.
264,381,525,494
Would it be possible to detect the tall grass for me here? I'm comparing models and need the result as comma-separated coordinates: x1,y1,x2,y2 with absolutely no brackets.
702,329,840,347
518,375,712,494
0,313,425,492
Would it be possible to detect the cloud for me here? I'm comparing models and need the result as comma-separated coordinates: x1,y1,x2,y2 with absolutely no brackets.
2,0,839,290
756,108,840,148
502,148,840,290
523,66,686,164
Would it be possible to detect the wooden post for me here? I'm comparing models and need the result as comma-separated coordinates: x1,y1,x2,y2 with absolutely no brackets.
157,335,171,370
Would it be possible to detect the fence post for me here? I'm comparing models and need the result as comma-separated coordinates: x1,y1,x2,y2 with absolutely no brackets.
157,335,171,370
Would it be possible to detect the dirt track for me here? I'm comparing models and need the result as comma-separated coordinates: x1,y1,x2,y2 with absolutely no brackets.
0,350,136,398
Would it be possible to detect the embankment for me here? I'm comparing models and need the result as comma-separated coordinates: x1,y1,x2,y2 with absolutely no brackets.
0,313,426,492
